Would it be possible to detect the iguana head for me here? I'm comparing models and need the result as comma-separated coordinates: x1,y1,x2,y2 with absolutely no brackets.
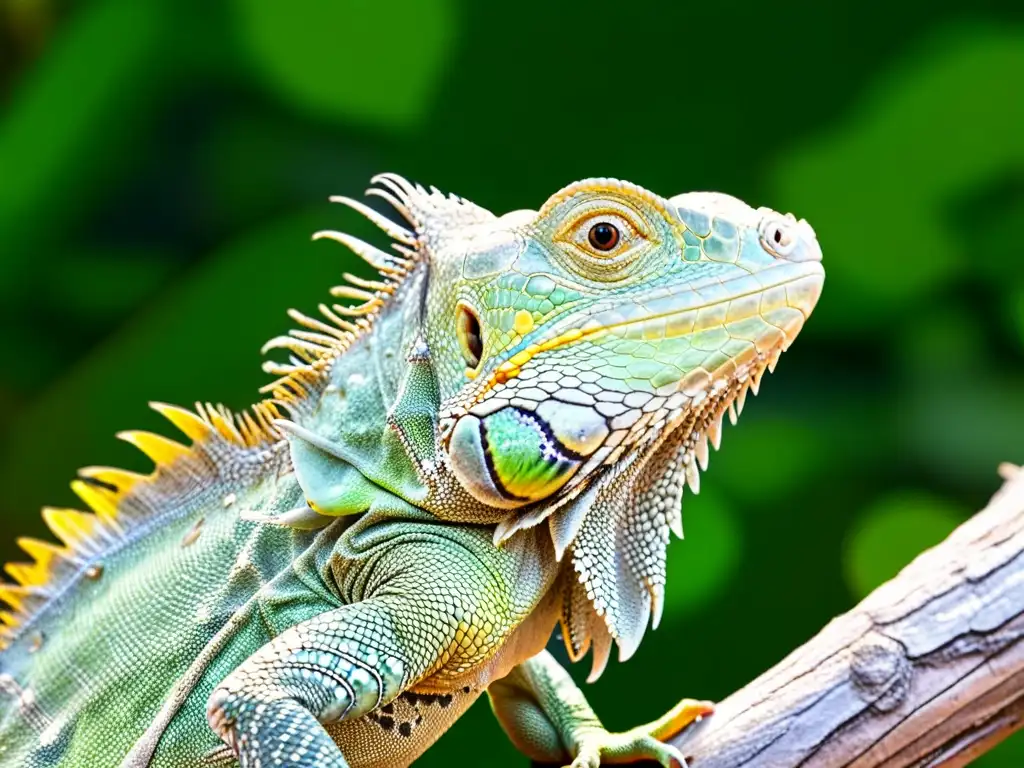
420,179,824,522
370,175,822,671
276,174,823,675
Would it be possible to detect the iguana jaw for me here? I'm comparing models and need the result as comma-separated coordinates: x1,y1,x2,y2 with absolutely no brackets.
504,256,823,674
463,257,822,478
484,259,824,539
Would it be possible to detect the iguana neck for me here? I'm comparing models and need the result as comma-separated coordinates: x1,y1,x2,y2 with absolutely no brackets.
284,263,435,513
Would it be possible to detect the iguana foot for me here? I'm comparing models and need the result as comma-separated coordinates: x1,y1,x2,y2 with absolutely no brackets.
645,697,715,742
567,698,714,768
568,733,686,768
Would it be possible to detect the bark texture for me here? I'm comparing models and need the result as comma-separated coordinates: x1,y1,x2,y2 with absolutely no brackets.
672,463,1024,767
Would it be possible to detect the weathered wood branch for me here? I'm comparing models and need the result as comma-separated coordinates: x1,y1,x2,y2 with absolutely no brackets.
671,463,1024,767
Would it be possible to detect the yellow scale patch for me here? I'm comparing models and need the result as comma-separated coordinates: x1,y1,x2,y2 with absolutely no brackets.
513,309,534,336
492,328,589,385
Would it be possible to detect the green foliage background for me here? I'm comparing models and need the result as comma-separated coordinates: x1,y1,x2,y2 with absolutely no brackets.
0,0,1021,764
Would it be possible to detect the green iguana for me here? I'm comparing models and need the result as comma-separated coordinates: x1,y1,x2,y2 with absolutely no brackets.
0,175,824,767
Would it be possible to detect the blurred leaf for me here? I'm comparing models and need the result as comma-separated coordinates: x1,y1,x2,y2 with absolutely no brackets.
665,488,742,615
48,248,178,315
900,375,1024,485
230,0,458,129
0,321,62,395
842,491,966,598
0,0,169,295
194,113,381,231
1011,287,1024,348
707,414,829,503
896,306,987,377
771,27,1024,331
2,0,55,54
950,174,1024,288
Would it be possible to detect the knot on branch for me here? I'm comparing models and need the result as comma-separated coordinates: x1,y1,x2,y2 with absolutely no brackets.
849,631,911,712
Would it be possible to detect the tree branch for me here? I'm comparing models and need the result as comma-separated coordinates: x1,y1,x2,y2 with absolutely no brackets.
672,463,1024,767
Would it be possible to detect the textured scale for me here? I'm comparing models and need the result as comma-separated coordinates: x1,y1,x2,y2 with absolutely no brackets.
0,174,823,767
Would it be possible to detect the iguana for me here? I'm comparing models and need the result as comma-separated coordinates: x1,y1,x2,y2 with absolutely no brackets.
0,175,824,768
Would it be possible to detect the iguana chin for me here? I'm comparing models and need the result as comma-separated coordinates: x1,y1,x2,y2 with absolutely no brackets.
0,174,824,768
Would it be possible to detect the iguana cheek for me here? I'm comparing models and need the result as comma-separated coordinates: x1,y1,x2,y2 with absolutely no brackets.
448,404,609,509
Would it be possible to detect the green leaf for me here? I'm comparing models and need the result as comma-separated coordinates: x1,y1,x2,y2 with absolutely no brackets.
842,491,966,599
230,0,459,129
770,27,1024,330
664,488,742,615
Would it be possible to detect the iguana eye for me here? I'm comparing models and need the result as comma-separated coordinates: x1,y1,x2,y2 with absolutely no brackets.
554,202,652,277
563,212,641,259
588,222,619,251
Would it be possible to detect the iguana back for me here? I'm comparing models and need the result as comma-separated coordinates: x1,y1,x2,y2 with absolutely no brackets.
0,404,305,764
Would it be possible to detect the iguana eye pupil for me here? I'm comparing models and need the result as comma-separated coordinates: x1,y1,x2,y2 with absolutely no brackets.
773,227,783,244
588,222,619,251
456,303,483,371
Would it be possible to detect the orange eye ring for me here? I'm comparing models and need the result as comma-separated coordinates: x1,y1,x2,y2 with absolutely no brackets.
587,222,620,251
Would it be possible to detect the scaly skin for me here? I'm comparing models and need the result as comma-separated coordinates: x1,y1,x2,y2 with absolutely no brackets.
0,175,823,767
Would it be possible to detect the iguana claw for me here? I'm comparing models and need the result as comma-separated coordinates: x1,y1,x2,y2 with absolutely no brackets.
565,698,714,768
647,698,716,742
568,736,687,768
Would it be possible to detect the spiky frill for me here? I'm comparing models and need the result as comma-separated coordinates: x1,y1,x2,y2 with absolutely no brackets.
259,173,492,418
0,401,287,648
542,342,787,680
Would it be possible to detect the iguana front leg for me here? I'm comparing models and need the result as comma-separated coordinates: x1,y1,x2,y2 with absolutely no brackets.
206,598,413,767
488,650,713,768
206,533,528,768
